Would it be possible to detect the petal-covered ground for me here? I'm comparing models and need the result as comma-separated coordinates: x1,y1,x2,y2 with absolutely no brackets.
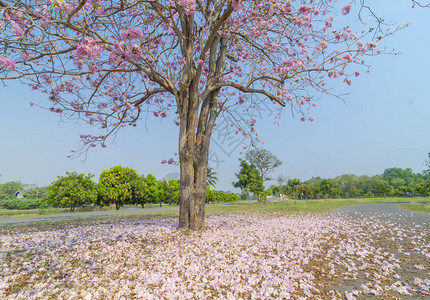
0,212,428,299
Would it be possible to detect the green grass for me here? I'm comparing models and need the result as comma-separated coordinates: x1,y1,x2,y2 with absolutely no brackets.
1,197,425,230
0,203,177,219
206,197,418,215
0,206,114,218
397,202,430,214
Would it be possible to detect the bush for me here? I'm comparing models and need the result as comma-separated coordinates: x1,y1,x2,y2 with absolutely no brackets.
206,190,239,203
0,196,42,210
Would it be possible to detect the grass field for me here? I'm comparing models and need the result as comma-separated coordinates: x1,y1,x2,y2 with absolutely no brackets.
1,197,426,227
0,203,174,219
397,201,430,214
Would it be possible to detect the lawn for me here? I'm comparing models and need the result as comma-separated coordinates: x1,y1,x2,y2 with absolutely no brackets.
0,197,422,221
397,201,430,214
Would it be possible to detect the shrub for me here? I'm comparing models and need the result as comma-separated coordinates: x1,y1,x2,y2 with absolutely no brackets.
0,196,42,210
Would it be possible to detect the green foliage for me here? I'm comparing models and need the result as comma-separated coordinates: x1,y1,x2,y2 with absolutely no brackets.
0,181,24,198
233,159,265,199
99,166,138,210
161,179,180,205
23,185,48,199
383,168,416,186
0,196,42,210
47,172,98,211
414,180,430,197
245,148,282,184
206,167,218,189
206,190,238,203
270,184,280,196
144,174,165,206
130,175,148,207
272,167,430,200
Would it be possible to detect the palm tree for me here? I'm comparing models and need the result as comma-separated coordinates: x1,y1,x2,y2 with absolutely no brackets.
207,167,218,189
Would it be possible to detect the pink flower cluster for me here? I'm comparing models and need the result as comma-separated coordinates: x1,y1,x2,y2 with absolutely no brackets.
178,0,197,16
0,56,15,71
76,37,104,60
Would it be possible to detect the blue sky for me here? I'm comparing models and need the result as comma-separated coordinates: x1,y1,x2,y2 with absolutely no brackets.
1,2,429,191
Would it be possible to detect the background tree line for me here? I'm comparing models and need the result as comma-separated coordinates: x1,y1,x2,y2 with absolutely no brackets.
233,149,430,200
0,167,237,211
270,168,430,200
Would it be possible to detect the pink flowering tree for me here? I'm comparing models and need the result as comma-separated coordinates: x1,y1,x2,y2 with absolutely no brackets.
0,0,409,230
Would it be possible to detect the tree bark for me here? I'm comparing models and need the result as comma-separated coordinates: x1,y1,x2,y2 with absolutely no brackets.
177,97,211,231
178,144,209,231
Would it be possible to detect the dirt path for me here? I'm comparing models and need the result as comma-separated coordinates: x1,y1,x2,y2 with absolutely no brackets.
331,202,430,225
325,203,430,299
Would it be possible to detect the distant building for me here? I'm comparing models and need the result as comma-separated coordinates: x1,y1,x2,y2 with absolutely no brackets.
14,190,24,199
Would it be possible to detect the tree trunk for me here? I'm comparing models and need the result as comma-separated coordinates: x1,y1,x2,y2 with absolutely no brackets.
178,151,208,230
115,202,120,210
178,123,210,231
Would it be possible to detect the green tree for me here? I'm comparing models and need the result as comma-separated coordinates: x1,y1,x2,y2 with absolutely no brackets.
145,174,164,207
165,180,180,205
207,167,218,189
270,184,280,196
373,181,392,198
334,174,358,198
46,172,98,211
245,148,282,185
383,168,416,187
390,178,407,189
130,175,149,208
286,178,303,199
0,181,24,198
414,181,430,197
319,179,334,199
23,185,47,199
233,159,265,202
99,166,138,210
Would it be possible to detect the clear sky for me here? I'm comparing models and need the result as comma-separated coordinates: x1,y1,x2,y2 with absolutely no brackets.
1,2,429,191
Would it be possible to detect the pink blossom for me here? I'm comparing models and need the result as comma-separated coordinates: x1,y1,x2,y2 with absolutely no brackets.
366,41,378,50
11,21,24,36
342,3,352,15
153,112,159,117
0,56,15,70
76,37,103,60
299,6,313,16
121,26,143,40
343,53,353,62
161,160,167,164
354,70,360,77
319,40,328,49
